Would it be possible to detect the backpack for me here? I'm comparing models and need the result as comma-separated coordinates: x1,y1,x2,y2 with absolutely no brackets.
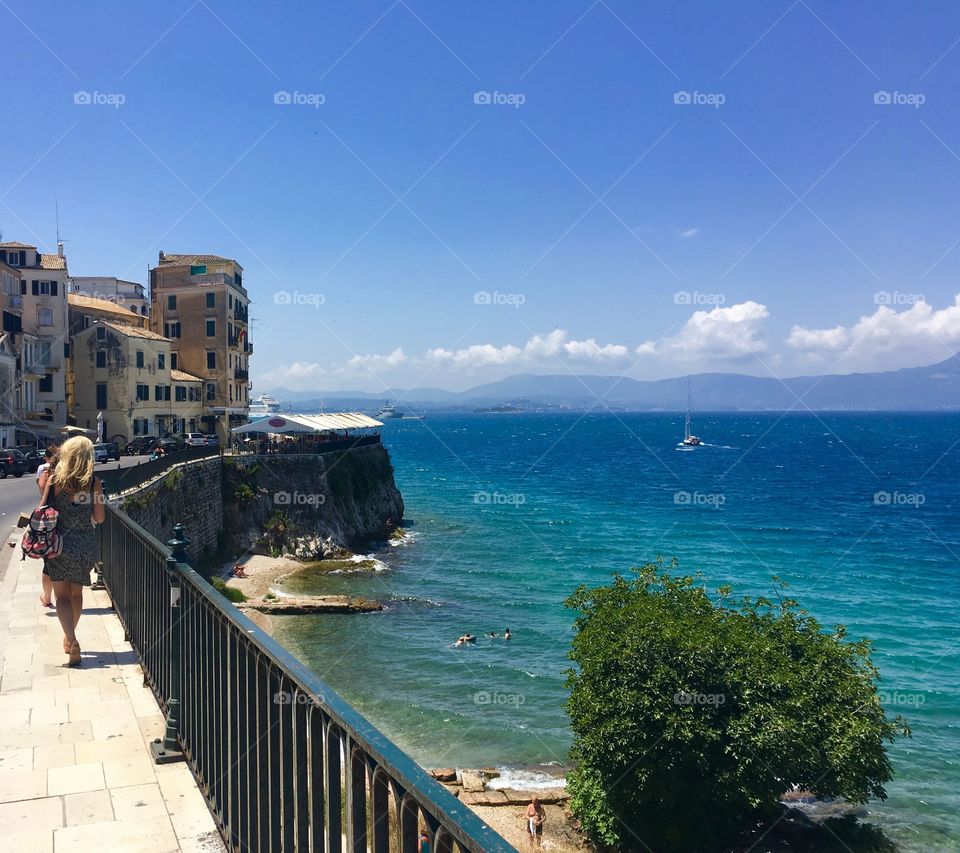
22,504,63,561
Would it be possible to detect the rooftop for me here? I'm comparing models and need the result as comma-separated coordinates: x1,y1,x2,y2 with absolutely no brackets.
157,253,241,269
39,254,66,271
99,321,169,342
0,240,35,249
171,369,202,382
68,294,141,319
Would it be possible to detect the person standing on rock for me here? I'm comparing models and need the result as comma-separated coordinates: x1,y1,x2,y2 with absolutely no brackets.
42,436,105,666
526,796,545,846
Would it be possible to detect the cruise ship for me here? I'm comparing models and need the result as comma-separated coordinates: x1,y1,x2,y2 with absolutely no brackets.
249,394,282,419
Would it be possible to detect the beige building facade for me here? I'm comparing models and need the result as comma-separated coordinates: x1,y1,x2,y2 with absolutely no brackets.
149,252,251,442
72,320,204,444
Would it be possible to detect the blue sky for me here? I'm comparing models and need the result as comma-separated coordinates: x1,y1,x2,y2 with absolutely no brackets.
5,1,960,392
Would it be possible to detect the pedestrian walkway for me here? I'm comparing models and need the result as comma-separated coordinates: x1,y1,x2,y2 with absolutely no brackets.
0,531,224,852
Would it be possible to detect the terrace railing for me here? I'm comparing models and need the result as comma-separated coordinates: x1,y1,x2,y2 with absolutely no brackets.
98,507,515,853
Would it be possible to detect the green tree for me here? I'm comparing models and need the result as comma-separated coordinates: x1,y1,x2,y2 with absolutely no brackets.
564,561,910,851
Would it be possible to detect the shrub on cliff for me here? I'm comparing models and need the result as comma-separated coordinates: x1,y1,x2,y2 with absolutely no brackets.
564,561,910,851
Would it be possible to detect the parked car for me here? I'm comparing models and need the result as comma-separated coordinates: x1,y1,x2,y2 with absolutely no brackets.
125,437,158,456
205,434,220,447
16,446,43,473
101,441,121,461
183,433,208,447
0,448,29,478
156,438,182,454
93,444,110,464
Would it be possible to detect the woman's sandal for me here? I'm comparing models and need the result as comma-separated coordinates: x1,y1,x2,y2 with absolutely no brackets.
63,637,71,653
67,641,81,667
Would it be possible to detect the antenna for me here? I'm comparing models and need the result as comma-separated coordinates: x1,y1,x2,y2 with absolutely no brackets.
55,196,60,244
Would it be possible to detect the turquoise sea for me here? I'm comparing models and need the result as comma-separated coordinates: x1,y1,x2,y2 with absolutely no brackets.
271,413,959,850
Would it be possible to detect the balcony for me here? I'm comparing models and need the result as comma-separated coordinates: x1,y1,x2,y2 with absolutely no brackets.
233,305,248,322
234,368,249,380
189,273,233,287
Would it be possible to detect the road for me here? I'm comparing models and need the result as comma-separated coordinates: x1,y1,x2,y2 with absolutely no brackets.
0,455,150,550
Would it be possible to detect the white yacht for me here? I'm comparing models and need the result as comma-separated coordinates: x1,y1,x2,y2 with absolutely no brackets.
249,394,281,420
681,385,702,446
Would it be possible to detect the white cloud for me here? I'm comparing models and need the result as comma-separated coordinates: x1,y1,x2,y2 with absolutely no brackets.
428,329,630,370
677,227,699,238
637,301,769,362
786,296,960,370
343,347,408,372
259,361,325,388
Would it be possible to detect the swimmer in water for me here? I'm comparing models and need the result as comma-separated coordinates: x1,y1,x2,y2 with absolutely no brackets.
504,627,511,640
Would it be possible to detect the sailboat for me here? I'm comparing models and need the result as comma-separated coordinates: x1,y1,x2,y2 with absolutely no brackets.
681,384,702,446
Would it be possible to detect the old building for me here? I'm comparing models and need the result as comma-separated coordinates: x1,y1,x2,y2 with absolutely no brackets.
149,252,251,441
0,241,70,433
72,320,204,443
69,276,150,319
0,260,23,446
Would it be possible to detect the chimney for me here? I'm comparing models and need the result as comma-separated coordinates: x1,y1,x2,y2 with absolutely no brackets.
57,241,64,258
158,250,165,263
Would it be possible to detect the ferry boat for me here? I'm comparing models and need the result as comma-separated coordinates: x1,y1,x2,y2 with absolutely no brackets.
376,402,424,420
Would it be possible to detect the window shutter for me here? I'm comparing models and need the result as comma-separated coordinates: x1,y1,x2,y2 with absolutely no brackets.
31,281,39,295
20,281,25,296
50,281,58,296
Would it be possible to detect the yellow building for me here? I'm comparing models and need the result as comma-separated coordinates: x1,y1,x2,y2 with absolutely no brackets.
149,252,251,441
72,320,204,444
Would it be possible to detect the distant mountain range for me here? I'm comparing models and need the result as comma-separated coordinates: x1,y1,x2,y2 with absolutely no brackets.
264,355,960,413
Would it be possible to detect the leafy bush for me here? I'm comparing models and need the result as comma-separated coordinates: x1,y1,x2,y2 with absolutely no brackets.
564,561,910,851
211,576,247,603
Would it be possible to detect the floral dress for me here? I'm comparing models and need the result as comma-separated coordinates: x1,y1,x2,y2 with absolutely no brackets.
44,480,98,586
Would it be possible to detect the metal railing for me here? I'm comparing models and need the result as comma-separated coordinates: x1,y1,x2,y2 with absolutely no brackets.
99,507,514,853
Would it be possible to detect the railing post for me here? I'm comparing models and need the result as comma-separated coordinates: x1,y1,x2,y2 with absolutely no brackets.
151,522,190,765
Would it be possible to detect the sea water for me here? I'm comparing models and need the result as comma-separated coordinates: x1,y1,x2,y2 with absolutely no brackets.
273,412,960,850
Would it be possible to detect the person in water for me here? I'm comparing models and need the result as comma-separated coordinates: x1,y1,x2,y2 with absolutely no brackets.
487,631,498,638
504,627,511,640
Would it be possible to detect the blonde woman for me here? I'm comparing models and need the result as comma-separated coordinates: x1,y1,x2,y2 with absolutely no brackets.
41,436,105,666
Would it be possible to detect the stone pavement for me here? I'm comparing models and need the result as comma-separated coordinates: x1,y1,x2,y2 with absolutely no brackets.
0,531,225,852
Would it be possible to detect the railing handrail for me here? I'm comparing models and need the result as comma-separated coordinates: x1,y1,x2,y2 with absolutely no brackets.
103,502,515,852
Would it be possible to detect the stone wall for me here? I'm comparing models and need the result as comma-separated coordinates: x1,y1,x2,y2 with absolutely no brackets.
116,445,405,566
118,457,223,564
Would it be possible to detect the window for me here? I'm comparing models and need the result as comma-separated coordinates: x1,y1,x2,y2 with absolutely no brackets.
96,325,106,341
175,386,186,402
229,384,233,402
190,265,207,276
206,292,215,308
206,351,216,370
136,384,149,401
82,316,91,330
37,307,53,326
157,353,165,370
206,382,216,401
164,322,181,338
96,384,107,409
136,350,144,368
206,319,216,337
228,293,233,308
154,385,170,402
189,387,201,402
30,280,58,296
170,353,178,369
96,351,106,368
167,295,177,310
39,374,53,393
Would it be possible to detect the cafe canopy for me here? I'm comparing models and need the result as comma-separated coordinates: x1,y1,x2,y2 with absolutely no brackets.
231,413,382,435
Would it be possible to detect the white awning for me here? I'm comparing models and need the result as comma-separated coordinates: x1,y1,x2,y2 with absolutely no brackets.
231,413,383,434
